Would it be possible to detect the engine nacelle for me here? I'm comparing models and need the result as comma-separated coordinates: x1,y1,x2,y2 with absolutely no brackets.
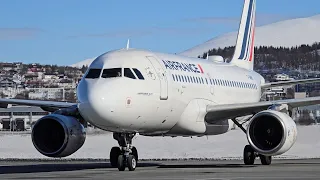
31,114,86,157
246,110,297,156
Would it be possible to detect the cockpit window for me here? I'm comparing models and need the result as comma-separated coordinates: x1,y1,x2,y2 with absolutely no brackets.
85,69,101,79
124,68,136,79
101,68,122,78
132,68,144,80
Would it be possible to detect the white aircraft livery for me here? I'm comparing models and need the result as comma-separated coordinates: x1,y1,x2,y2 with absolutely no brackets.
2,0,320,171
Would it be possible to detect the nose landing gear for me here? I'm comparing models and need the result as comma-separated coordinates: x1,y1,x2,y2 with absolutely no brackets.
110,133,138,171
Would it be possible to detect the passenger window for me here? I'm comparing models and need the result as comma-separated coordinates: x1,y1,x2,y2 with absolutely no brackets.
85,69,102,79
132,68,145,80
101,68,122,78
124,68,136,79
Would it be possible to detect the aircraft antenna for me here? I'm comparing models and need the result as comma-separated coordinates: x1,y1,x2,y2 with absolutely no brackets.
126,39,130,50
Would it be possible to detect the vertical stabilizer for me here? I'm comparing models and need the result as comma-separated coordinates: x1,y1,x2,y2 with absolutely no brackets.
230,0,256,70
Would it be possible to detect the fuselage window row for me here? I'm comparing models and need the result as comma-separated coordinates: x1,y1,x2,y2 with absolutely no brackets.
172,74,257,89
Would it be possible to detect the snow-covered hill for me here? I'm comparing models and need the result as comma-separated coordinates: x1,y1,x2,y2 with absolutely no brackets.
71,57,95,68
71,14,320,67
180,14,320,58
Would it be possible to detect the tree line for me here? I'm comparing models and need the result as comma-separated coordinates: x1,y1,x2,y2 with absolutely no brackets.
198,42,320,71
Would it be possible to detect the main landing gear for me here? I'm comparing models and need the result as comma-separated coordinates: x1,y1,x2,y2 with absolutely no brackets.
110,133,138,171
243,144,272,165
231,118,272,166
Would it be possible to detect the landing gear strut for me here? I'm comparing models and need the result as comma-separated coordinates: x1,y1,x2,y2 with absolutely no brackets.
231,117,272,166
110,133,138,171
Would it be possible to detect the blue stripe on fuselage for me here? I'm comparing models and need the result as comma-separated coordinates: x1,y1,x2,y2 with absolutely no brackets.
238,0,254,60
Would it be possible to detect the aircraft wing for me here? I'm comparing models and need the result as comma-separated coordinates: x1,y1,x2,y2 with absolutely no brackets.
261,78,320,89
0,98,77,111
206,96,320,122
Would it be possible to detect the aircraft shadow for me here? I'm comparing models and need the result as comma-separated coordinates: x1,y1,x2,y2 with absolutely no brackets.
0,162,160,174
157,163,255,169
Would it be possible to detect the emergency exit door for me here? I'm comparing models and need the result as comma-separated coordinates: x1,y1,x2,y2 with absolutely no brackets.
146,56,168,100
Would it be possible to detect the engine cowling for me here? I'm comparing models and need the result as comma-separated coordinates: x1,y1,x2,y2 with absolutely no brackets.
246,110,297,156
31,114,86,157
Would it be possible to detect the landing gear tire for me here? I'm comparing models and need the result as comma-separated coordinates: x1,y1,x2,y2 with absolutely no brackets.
127,155,137,171
132,146,138,161
243,145,255,165
260,155,272,165
117,155,126,171
110,146,121,167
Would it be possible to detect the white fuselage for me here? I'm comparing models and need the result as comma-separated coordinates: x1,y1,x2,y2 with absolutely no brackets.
77,49,265,136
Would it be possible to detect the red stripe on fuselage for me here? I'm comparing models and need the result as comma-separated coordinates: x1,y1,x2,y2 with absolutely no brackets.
198,64,204,73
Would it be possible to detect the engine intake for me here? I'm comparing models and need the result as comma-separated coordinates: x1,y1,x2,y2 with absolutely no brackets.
31,114,86,157
246,110,297,156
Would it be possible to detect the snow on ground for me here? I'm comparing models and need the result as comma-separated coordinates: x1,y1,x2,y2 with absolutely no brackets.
1,125,320,160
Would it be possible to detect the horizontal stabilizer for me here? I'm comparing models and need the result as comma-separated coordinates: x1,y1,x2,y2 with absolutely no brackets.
261,78,320,89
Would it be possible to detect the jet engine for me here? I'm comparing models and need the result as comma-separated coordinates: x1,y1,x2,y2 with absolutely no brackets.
31,114,86,157
246,110,297,156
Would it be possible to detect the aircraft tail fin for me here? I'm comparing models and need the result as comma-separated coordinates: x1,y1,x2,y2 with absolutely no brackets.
229,0,256,71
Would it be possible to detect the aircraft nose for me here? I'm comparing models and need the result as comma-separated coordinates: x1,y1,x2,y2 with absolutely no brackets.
77,79,119,128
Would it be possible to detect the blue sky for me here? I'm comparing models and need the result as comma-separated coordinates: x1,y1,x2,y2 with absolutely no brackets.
1,0,319,66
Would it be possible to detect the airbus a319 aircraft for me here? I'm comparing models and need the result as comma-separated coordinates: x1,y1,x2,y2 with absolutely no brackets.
2,0,320,171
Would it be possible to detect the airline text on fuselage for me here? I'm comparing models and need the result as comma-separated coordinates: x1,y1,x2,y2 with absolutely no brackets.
162,60,204,73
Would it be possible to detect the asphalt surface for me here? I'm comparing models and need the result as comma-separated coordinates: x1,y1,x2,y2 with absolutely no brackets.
1,159,320,180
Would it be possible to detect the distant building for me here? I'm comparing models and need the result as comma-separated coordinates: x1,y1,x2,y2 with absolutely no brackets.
0,106,49,131
0,78,17,88
28,88,64,100
294,92,307,99
272,74,294,82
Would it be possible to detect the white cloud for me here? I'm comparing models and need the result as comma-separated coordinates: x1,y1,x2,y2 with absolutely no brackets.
0,28,43,40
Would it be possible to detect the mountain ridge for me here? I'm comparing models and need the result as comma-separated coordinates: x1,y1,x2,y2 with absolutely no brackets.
179,14,320,58
71,14,320,67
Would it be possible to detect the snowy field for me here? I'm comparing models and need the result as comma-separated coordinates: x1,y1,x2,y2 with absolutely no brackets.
1,125,320,160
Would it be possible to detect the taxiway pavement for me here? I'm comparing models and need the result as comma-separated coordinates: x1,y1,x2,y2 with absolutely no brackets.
0,159,320,180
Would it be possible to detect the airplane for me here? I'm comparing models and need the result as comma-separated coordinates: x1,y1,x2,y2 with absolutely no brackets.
1,0,320,172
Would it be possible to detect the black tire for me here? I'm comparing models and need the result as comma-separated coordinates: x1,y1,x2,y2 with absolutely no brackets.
260,155,272,165
117,154,126,171
127,155,137,171
110,146,121,167
243,145,255,165
131,146,138,161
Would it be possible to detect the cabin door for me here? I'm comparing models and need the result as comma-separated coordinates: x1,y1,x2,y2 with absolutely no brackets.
146,56,168,100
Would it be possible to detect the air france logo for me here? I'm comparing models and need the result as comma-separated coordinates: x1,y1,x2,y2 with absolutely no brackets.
162,60,204,73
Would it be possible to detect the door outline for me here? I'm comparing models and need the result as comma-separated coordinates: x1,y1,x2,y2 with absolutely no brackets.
207,73,214,95
146,56,168,100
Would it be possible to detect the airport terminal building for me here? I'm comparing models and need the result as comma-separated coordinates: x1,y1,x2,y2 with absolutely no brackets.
0,106,49,131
